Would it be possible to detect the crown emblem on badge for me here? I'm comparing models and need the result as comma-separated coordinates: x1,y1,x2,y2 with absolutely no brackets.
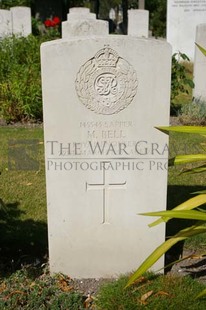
95,46,119,67
75,45,138,115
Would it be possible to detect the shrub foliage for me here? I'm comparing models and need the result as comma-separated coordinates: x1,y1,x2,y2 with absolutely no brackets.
0,35,43,122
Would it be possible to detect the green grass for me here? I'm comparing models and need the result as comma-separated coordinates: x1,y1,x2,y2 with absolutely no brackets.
168,131,205,187
167,131,206,251
0,127,46,221
0,127,47,272
96,273,206,309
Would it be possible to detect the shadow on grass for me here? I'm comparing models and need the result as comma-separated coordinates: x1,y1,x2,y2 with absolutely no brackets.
0,201,48,277
181,258,206,279
165,185,206,272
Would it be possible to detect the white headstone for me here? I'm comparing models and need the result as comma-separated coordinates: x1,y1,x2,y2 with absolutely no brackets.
128,9,149,38
0,9,12,38
167,0,206,60
11,6,32,37
109,8,115,20
62,7,108,38
193,24,206,102
41,35,171,278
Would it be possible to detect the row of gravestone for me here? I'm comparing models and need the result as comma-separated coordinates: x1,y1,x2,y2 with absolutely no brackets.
62,7,206,102
0,6,149,39
0,7,31,38
1,3,206,102
62,7,149,38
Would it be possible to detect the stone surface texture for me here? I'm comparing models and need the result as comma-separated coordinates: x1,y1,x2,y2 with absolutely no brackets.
0,9,12,38
193,23,206,102
167,0,206,60
11,6,31,37
128,9,149,38
41,34,171,278
62,7,108,38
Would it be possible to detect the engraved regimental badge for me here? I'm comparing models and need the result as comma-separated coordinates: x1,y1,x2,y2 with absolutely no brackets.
75,46,138,115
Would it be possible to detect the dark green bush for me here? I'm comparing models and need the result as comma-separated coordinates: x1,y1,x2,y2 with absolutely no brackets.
179,99,206,125
0,0,31,9
0,34,194,122
0,23,61,123
171,52,194,115
0,35,43,122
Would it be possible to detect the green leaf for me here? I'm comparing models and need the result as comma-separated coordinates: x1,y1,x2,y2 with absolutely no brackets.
185,79,195,88
180,164,206,175
126,225,206,288
196,43,206,57
149,194,206,227
173,154,206,165
180,53,190,61
126,237,184,288
141,210,206,221
196,288,206,299
156,126,206,136
193,190,206,194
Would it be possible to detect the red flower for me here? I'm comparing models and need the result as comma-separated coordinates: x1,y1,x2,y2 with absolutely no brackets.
44,19,52,27
44,16,61,28
53,16,60,26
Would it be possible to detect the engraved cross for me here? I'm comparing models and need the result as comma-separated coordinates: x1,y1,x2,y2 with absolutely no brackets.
86,168,126,224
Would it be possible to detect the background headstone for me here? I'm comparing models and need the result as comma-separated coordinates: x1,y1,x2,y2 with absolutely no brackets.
11,6,32,37
62,7,108,38
193,24,206,102
0,9,12,38
41,35,171,278
139,0,145,10
128,9,149,38
167,0,206,60
67,7,96,20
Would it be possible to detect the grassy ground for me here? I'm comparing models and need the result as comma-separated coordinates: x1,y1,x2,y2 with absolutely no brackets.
167,131,206,250
0,127,206,308
96,274,206,309
0,127,47,274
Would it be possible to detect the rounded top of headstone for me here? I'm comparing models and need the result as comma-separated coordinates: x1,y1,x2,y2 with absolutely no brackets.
128,9,149,15
67,7,96,20
69,7,90,14
10,6,31,11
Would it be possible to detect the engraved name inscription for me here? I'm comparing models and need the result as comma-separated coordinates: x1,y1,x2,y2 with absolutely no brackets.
75,45,138,115
171,0,206,12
